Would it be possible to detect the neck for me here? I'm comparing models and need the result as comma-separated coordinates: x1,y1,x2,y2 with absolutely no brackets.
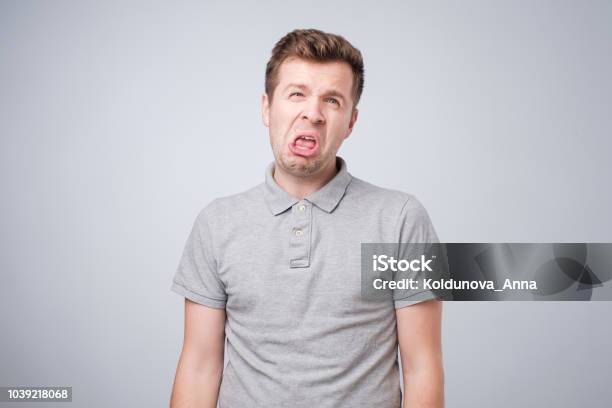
273,159,338,199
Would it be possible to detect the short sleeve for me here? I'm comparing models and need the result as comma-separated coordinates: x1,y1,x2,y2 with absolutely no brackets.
170,209,227,309
394,196,442,309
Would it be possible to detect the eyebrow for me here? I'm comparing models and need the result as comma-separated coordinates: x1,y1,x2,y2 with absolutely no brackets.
284,83,348,102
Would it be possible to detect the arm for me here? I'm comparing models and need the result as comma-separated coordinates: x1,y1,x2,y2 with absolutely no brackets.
170,299,226,408
396,299,444,408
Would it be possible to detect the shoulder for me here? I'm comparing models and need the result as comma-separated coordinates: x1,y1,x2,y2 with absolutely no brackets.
347,176,425,215
347,176,436,242
194,183,264,226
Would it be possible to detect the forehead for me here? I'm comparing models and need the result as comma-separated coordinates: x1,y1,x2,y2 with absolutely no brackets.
275,57,354,93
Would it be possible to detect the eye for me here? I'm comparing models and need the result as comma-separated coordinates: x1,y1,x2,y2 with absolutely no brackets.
325,97,340,106
289,92,304,97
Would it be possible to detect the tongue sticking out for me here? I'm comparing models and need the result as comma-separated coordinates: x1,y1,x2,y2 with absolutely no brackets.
290,136,319,157
295,137,315,149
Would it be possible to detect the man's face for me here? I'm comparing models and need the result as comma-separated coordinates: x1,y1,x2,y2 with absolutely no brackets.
262,57,359,177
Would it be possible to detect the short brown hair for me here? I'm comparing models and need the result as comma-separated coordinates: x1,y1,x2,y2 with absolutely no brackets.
265,29,364,108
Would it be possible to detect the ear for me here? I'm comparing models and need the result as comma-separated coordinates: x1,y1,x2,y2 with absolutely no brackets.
344,108,359,139
262,93,270,127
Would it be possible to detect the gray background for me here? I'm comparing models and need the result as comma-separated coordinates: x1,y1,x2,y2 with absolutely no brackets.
1,0,611,407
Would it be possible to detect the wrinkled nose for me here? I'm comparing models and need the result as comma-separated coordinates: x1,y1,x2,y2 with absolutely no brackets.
301,98,325,125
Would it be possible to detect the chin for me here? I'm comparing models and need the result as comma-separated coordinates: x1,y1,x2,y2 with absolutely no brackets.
279,153,324,177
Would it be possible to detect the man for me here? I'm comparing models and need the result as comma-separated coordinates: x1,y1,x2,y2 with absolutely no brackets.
170,28,444,408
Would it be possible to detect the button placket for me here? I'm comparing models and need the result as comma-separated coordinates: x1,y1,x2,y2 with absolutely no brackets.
289,200,311,268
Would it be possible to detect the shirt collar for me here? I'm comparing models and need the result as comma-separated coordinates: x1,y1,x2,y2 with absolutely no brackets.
263,156,353,215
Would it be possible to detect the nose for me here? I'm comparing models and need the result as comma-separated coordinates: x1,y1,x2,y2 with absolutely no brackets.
301,98,325,125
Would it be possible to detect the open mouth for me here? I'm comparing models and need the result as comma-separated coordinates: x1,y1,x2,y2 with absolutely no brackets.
289,132,320,157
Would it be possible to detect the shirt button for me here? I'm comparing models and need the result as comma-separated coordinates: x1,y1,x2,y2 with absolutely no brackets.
298,204,306,212
295,229,303,237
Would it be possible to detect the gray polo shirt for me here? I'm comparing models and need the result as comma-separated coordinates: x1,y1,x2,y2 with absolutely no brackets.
171,157,439,408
